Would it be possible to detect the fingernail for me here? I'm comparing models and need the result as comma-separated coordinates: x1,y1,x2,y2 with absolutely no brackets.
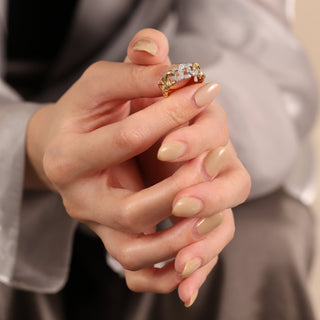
185,290,199,308
132,39,158,56
157,141,186,161
196,212,224,236
172,197,203,217
204,146,229,179
194,83,221,107
180,258,202,278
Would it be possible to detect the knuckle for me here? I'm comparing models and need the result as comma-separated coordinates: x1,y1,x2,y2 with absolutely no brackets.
82,61,107,79
116,198,146,234
125,276,140,292
227,214,236,242
106,238,142,271
246,171,252,192
220,125,229,147
219,105,228,124
126,275,178,294
43,135,83,187
113,247,140,271
171,169,191,191
43,147,72,187
214,103,229,145
117,204,136,232
113,125,146,152
239,169,252,202
213,191,225,209
125,274,147,293
217,121,229,148
129,64,145,84
245,172,252,197
157,284,178,295
61,197,80,221
165,98,190,127
117,214,139,234
117,202,155,234
78,61,109,97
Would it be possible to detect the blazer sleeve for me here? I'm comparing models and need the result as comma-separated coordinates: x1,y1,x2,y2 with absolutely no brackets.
0,28,77,293
169,0,318,198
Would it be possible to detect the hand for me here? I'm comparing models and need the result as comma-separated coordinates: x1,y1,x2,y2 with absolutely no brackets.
25,28,251,307
121,29,251,307
25,31,233,305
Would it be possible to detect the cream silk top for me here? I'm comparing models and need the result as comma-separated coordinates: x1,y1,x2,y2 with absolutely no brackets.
0,0,317,292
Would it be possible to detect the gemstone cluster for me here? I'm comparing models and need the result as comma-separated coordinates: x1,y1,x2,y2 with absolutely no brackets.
158,62,206,97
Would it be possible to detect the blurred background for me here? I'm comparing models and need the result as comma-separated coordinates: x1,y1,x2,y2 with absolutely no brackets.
294,0,320,318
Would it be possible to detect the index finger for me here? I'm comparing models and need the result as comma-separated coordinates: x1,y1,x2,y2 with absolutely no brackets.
77,82,219,171
62,62,168,107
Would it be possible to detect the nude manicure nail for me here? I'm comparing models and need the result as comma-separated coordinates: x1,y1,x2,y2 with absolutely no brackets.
194,83,221,107
185,290,199,308
172,197,203,217
132,39,158,56
157,141,186,161
196,212,224,236
180,258,202,278
204,146,230,179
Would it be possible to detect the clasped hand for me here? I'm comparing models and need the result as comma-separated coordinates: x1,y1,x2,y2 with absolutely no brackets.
26,29,251,307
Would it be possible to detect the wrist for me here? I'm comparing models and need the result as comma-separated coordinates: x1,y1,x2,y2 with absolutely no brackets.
25,103,56,191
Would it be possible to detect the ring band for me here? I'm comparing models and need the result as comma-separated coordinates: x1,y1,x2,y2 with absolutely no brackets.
158,62,206,97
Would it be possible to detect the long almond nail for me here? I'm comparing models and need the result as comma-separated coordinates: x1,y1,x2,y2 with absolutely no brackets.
194,83,221,107
157,141,186,161
172,197,203,217
204,146,229,179
185,290,199,308
180,258,202,278
132,39,158,56
196,212,224,236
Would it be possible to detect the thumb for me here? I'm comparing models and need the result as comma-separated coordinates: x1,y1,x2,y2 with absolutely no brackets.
125,28,171,65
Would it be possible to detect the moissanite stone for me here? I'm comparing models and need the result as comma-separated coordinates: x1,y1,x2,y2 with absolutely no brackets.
171,63,199,82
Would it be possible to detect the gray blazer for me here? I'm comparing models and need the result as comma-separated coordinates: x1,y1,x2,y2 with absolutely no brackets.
0,0,317,292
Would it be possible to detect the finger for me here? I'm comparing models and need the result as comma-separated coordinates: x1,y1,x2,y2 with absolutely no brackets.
92,219,197,271
124,261,181,293
176,211,235,305
157,99,229,162
68,149,217,233
124,28,170,113
173,168,251,218
126,28,170,65
75,82,218,172
90,209,224,271
107,159,145,192
178,257,218,307
72,100,132,133
62,62,168,108
130,96,163,114
172,152,251,218
174,209,234,277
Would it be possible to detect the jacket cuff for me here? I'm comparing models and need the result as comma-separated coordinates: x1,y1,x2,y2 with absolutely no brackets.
0,102,77,293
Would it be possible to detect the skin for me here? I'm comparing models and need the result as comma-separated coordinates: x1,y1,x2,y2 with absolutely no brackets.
25,28,251,306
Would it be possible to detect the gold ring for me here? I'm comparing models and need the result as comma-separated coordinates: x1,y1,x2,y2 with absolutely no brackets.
158,62,206,97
